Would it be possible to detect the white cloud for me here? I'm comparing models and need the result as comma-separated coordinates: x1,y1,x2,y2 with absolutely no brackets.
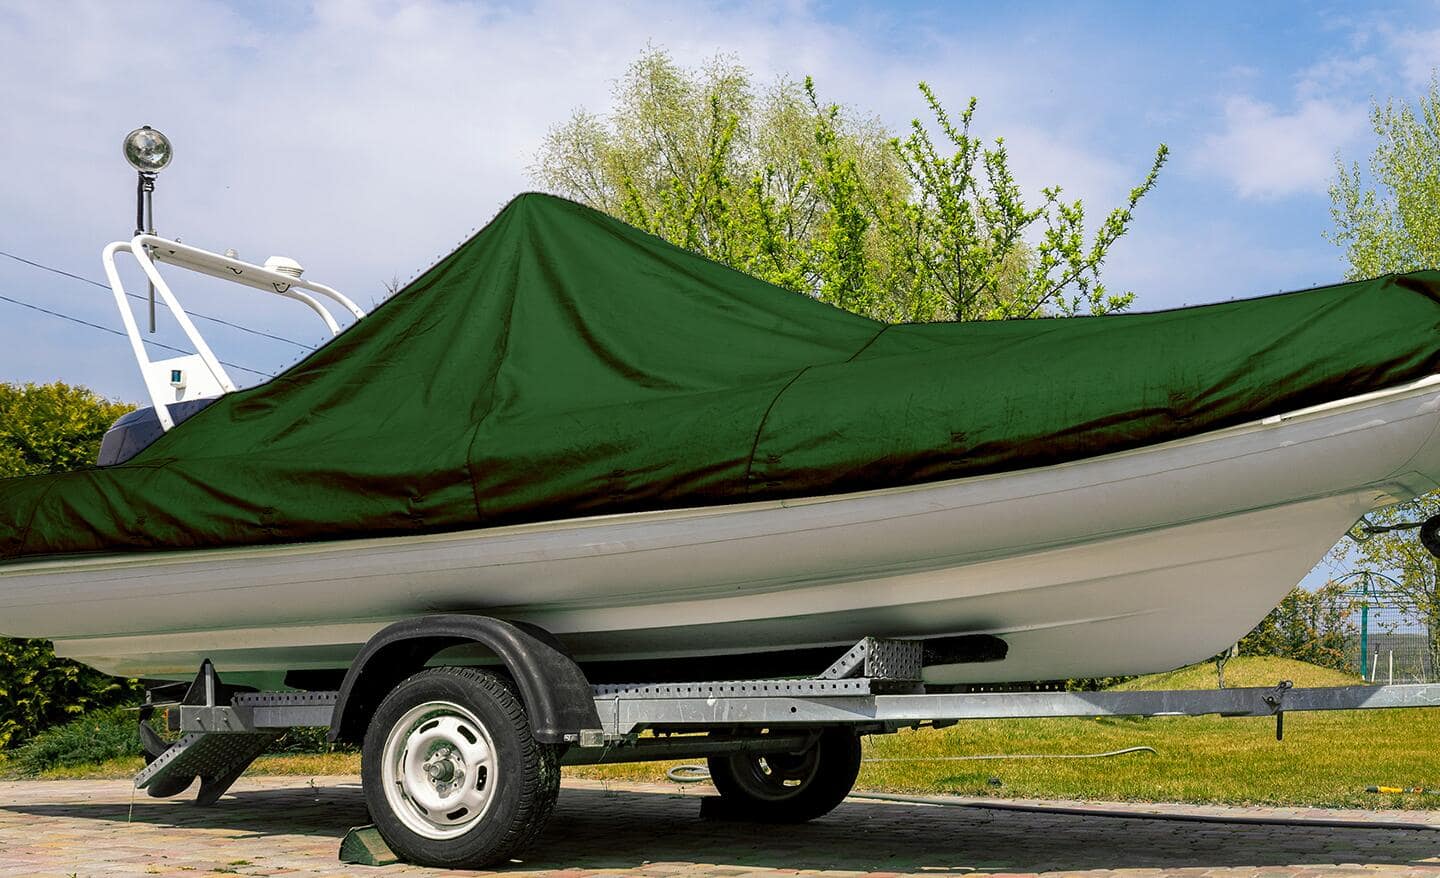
1102,216,1347,311
1390,27,1440,90
1196,96,1366,199
1295,55,1379,100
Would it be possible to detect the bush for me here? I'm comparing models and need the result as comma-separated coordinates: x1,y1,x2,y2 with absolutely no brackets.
0,381,141,749
0,380,134,477
4,705,352,776
7,707,140,775
269,724,356,754
0,638,142,750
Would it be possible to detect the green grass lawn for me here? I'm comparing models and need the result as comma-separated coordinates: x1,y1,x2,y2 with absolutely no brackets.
1111,654,1360,690
7,657,1437,809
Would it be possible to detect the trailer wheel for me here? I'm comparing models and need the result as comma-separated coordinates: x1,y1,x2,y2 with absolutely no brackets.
1421,515,1440,560
706,728,861,822
361,667,559,868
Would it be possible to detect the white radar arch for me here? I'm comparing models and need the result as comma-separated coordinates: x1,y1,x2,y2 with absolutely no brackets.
102,235,366,430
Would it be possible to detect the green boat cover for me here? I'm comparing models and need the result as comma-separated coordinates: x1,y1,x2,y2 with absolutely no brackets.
2,193,1439,562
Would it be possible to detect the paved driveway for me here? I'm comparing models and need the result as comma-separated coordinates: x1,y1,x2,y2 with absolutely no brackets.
3,776,1440,877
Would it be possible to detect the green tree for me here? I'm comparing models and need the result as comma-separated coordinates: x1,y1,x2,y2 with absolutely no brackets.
1236,583,1358,674
0,381,140,749
533,47,1168,322
1326,74,1440,278
1326,73,1440,674
1343,505,1440,676
534,50,908,317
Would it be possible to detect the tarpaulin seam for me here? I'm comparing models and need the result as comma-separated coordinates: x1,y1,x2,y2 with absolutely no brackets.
845,325,892,363
11,476,63,559
743,366,811,492
742,324,890,492
464,243,526,522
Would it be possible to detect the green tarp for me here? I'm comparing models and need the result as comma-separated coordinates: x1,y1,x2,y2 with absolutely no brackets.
2,193,1439,562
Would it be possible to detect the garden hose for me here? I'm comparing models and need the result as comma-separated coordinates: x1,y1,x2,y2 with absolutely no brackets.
666,764,712,783
862,746,1157,762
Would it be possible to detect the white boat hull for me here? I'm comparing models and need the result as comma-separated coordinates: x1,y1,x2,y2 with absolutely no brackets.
3,378,1439,686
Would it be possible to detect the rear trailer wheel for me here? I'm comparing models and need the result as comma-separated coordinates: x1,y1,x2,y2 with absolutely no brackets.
706,728,861,822
361,668,559,868
1421,515,1440,560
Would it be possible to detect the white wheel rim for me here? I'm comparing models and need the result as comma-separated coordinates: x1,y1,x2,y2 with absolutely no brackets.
380,699,500,840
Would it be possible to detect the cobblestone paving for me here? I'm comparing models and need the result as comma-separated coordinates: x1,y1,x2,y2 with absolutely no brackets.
3,776,1440,877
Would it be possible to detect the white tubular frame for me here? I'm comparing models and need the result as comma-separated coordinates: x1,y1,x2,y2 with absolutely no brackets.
134,236,365,326
102,235,365,430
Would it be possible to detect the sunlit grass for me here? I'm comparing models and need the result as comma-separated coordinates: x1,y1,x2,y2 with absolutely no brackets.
1112,655,1361,691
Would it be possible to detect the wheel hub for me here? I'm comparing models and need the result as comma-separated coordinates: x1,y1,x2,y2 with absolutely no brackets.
732,746,822,800
380,701,500,840
422,747,463,791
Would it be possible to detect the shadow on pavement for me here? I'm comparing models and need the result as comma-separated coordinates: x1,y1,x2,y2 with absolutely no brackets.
6,783,1440,873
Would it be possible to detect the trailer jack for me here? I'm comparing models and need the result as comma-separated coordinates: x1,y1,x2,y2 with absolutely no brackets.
1264,680,1292,740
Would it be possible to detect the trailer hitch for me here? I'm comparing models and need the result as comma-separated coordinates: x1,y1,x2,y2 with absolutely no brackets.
1264,680,1293,740
1348,514,1440,560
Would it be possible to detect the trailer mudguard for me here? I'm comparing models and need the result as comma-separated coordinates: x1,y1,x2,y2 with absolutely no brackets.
328,615,601,745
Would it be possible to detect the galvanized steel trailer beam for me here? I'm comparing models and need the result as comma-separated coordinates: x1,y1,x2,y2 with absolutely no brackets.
175,682,1440,739
593,682,1440,737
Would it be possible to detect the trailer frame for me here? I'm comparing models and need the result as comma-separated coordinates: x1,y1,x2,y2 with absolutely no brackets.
137,636,1440,787
130,622,1440,866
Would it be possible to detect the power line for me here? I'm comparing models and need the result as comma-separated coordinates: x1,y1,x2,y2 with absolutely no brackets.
0,249,318,351
0,291,273,379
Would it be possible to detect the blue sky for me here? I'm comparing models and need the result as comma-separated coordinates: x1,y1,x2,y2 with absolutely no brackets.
0,0,1437,402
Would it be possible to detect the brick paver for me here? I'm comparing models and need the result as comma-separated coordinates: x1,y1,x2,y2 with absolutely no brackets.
2,776,1440,877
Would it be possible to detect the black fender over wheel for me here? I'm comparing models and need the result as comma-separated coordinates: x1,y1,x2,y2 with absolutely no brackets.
361,667,560,869
706,728,862,823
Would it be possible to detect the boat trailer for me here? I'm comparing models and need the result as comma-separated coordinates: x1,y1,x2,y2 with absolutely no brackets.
132,619,1440,868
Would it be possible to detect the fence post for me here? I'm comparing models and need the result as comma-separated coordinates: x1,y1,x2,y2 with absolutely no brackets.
1359,601,1369,677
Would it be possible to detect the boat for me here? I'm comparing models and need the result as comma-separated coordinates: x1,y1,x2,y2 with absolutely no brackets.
2,188,1439,688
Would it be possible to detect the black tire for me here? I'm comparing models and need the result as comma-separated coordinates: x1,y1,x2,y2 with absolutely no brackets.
361,667,560,868
706,728,861,822
1421,515,1440,560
